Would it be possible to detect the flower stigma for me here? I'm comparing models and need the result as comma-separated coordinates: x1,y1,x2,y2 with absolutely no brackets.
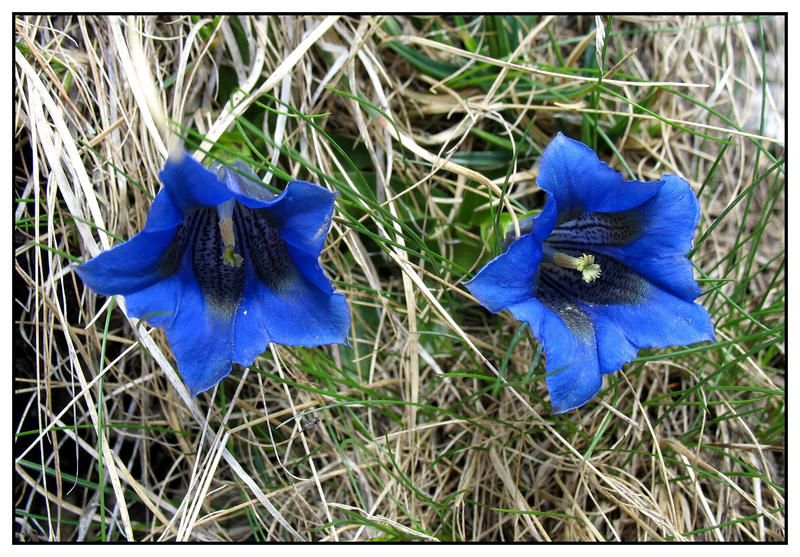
217,200,243,268
551,251,602,283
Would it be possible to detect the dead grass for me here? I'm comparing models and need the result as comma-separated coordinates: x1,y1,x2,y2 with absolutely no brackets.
13,15,784,541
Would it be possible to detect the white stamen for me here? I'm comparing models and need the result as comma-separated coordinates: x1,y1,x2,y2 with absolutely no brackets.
217,199,242,267
218,217,235,248
216,200,236,248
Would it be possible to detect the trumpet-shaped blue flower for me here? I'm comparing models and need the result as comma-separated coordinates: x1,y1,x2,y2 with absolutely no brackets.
76,150,350,395
465,133,715,413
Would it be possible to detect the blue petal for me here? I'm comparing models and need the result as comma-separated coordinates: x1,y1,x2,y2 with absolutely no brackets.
158,150,233,212
538,133,661,225
74,231,173,295
583,282,715,374
143,187,185,230
254,180,337,256
229,262,272,366
214,160,277,205
589,174,704,301
124,264,237,395
507,293,602,413
163,276,238,395
227,241,349,366
465,234,542,313
124,275,178,329
237,262,350,350
74,189,182,295
234,203,350,351
532,196,557,242
285,244,336,294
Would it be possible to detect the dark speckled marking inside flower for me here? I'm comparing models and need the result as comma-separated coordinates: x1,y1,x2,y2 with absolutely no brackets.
192,208,245,316
535,209,649,335
158,203,297,317
159,209,197,277
236,205,296,293
547,211,642,251
540,252,648,307
536,280,594,340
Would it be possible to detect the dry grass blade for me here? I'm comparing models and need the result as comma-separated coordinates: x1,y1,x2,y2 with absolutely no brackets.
196,15,340,158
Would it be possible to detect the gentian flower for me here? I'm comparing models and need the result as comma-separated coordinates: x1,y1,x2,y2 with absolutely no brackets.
465,133,715,413
76,150,350,395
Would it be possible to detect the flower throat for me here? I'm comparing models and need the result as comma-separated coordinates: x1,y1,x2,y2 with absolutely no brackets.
542,244,602,283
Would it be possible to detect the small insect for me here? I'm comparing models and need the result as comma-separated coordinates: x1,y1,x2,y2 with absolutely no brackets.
302,416,321,432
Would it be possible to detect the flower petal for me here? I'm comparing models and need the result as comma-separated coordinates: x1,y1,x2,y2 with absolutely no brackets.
123,275,179,329
531,196,558,242
538,133,661,225
228,261,272,368
158,150,233,212
508,291,602,413
74,190,182,295
143,187,185,230
465,234,542,313
285,244,336,294
228,241,349,366
257,180,337,256
234,205,350,350
237,264,350,350
164,283,237,396
214,160,277,205
590,174,704,301
582,281,716,374
125,265,237,396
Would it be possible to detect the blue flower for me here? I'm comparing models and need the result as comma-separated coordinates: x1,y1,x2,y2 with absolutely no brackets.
465,133,715,413
76,150,350,395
